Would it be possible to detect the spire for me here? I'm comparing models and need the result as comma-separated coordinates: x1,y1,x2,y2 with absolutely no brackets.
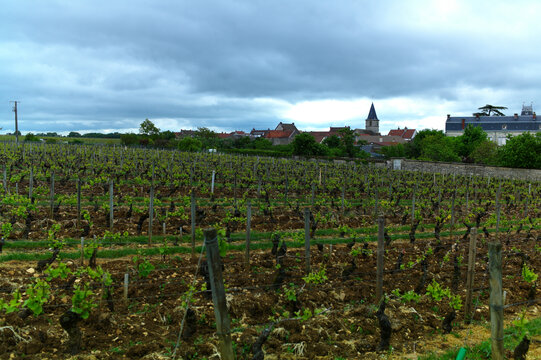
367,102,379,120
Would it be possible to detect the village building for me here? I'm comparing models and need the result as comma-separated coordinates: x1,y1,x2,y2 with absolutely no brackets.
445,104,541,145
387,127,417,141
264,122,300,145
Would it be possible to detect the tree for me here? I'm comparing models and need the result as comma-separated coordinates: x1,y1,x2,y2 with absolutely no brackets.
497,132,541,169
470,140,498,165
178,137,202,152
159,130,176,140
419,133,460,162
139,119,160,136
404,129,443,159
253,137,272,149
68,132,82,138
291,133,327,156
322,135,340,148
120,133,139,146
194,127,218,149
455,124,488,160
473,104,507,117
24,133,40,142
338,128,359,158
232,136,251,149
380,143,406,158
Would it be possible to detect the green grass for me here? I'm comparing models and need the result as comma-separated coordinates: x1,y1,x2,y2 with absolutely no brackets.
0,135,120,145
2,219,538,257
420,317,541,359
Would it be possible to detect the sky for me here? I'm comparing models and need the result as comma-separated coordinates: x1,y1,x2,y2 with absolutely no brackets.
2,0,541,135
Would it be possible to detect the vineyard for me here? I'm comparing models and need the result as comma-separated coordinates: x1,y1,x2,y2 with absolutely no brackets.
0,142,540,359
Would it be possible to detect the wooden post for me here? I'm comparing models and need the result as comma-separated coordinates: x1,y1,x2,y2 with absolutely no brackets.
523,191,529,218
191,191,196,256
2,166,6,193
284,176,288,206
109,180,114,230
245,200,251,268
488,241,504,360
148,185,154,244
204,229,235,360
28,167,33,200
376,216,385,304
374,186,379,216
496,181,501,241
50,172,55,217
464,228,477,323
304,208,311,274
80,237,84,266
233,173,237,206
123,273,129,301
411,184,416,224
76,179,81,228
450,188,456,241
311,183,315,207
465,179,470,214
179,227,183,244
341,183,345,213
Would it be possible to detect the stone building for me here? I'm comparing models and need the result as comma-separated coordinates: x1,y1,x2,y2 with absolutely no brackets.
446,104,541,145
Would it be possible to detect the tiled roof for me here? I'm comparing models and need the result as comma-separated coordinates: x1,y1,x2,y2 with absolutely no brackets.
403,129,416,139
388,128,416,139
329,126,349,132
265,130,293,139
446,115,541,132
276,122,298,132
307,131,331,143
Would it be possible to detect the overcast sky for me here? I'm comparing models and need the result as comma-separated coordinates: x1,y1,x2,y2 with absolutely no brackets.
2,0,541,135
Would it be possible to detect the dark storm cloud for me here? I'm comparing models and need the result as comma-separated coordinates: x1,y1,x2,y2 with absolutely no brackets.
2,0,541,133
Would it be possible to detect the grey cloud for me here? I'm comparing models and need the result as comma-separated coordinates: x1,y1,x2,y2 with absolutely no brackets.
2,0,541,133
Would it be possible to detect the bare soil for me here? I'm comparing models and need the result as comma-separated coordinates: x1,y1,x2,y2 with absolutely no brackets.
1,231,540,359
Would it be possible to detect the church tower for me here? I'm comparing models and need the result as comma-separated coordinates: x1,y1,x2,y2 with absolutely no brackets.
365,103,380,134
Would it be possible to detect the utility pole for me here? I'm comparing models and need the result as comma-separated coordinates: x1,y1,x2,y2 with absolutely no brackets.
10,101,19,145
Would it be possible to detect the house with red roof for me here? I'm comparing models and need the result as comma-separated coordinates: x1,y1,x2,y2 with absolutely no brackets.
250,128,269,137
306,127,349,143
216,131,249,140
387,127,417,141
263,122,300,145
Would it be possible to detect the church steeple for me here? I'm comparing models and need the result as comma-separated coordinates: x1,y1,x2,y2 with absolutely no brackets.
365,102,380,134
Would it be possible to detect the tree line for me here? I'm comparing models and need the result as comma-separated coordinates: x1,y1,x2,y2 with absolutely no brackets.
380,125,541,169
120,120,370,159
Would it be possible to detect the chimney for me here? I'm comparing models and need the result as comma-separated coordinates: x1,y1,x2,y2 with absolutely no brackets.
534,112,537,120
447,114,450,120
475,114,479,119
514,113,518,120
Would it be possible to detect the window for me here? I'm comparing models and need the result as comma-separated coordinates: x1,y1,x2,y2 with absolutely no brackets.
502,124,507,130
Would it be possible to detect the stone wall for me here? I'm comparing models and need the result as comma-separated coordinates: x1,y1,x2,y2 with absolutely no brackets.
389,158,541,182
